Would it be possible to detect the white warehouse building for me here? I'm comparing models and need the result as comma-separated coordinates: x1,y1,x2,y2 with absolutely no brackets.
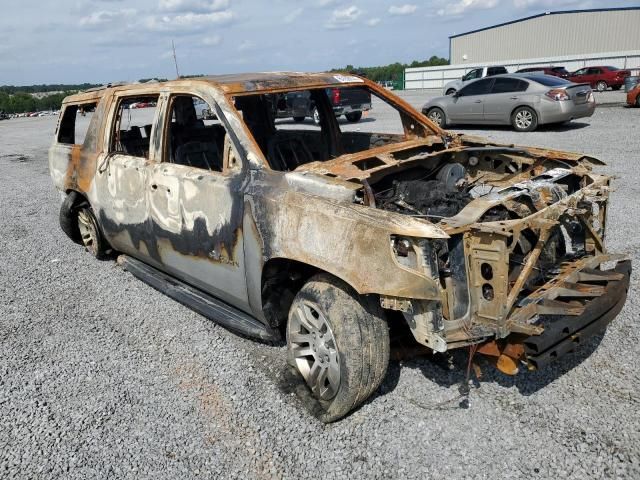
406,7,640,90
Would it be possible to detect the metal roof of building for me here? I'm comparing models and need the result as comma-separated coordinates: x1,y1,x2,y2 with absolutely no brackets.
449,7,640,39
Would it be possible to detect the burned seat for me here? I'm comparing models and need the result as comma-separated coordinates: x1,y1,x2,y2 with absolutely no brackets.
175,141,222,171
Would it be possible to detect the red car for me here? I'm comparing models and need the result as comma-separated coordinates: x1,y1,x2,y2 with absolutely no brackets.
568,66,630,92
516,66,570,78
627,83,640,107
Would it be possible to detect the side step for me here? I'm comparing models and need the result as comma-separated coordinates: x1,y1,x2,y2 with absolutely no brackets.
121,255,279,342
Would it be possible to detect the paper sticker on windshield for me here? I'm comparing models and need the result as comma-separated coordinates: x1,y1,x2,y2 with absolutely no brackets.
333,75,364,83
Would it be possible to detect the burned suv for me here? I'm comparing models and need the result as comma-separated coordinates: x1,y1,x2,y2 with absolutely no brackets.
50,73,630,422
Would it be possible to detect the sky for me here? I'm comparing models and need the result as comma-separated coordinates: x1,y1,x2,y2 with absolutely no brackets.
1,0,638,85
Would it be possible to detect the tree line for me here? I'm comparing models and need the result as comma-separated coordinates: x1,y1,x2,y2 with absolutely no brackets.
0,91,70,114
0,57,450,113
331,56,449,83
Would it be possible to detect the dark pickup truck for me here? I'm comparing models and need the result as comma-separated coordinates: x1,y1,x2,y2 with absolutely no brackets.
272,86,372,124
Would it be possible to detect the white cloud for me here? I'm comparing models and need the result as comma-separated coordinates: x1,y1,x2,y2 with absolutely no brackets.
316,0,339,7
366,17,381,27
437,0,499,16
283,7,304,24
159,0,229,13
388,4,418,16
238,40,255,52
79,9,136,27
325,5,362,29
201,34,223,46
144,10,234,31
513,0,590,8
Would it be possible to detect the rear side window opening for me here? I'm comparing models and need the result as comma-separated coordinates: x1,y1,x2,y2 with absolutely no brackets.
109,95,159,159
57,102,97,145
232,85,429,172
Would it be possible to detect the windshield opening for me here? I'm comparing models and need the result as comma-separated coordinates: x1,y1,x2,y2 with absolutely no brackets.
232,85,431,171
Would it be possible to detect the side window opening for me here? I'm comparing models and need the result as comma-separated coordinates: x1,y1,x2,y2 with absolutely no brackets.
166,95,227,172
110,96,159,159
57,102,97,145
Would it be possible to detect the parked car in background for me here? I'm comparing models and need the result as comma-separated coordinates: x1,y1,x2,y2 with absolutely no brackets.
516,66,570,78
272,86,372,124
568,66,631,92
443,66,508,95
627,83,640,107
0,111,9,120
423,74,595,132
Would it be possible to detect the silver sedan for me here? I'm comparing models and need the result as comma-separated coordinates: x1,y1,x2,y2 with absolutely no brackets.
422,74,595,132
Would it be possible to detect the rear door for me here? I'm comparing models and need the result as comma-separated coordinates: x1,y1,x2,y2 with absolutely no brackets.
483,78,530,123
447,78,493,123
94,94,164,262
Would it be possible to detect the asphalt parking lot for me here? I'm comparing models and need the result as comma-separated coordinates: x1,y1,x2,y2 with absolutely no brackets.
1,90,639,479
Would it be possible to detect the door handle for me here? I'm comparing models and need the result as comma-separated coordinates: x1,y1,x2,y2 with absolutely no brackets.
474,100,482,103
510,96,519,100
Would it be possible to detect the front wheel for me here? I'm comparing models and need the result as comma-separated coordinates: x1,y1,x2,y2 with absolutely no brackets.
293,116,305,123
287,274,389,422
345,111,362,122
511,106,538,132
596,81,608,92
426,107,446,127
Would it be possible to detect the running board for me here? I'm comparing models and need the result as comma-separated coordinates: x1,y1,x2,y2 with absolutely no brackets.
121,255,279,342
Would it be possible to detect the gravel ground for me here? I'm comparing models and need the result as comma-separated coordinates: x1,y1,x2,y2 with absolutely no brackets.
1,91,639,479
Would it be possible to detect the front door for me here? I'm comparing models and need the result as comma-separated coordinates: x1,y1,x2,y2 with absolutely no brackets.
147,93,249,311
447,78,493,123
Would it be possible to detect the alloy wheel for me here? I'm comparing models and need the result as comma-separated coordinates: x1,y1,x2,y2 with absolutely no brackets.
77,209,99,256
288,301,340,401
428,110,443,126
515,110,533,130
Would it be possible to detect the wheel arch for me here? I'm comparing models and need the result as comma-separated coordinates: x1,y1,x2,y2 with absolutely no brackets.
260,257,369,332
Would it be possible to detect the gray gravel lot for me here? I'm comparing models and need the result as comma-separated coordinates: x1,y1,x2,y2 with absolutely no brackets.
1,90,639,479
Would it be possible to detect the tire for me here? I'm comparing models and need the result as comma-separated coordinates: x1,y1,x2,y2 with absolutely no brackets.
426,107,446,127
596,81,608,92
636,95,640,108
612,85,622,91
59,191,83,244
293,116,305,122
445,89,457,96
287,274,389,423
345,111,362,122
77,206,110,259
511,106,538,132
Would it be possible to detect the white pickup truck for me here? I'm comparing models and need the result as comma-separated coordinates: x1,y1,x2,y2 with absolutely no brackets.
443,66,508,95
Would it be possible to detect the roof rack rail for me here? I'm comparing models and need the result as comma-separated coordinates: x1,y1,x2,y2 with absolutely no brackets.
82,82,128,93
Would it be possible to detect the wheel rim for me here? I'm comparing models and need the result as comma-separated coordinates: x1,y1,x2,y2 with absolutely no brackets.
313,108,320,124
77,209,98,255
515,110,533,129
597,82,606,92
428,110,443,126
289,301,340,401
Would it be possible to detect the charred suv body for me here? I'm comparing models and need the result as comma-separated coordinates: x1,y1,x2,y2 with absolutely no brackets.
49,72,631,421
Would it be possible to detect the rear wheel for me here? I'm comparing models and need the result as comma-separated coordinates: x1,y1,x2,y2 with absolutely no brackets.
287,274,389,423
77,207,109,259
345,111,362,122
427,107,446,127
596,81,608,92
612,85,622,91
59,192,82,244
293,116,305,122
312,107,320,125
511,106,538,132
